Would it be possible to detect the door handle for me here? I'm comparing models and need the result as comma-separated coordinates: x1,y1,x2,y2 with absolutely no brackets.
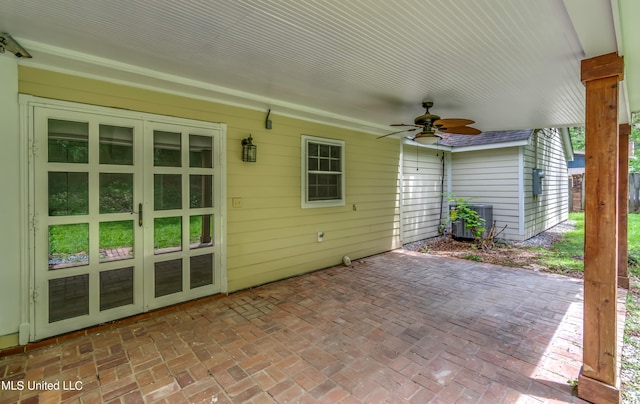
131,203,143,227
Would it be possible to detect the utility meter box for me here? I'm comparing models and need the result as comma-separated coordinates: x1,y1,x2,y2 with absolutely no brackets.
532,168,545,195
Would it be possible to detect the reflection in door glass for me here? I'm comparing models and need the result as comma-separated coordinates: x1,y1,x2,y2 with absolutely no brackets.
100,173,133,213
154,217,182,254
99,220,134,262
48,172,88,216
49,274,89,322
48,223,89,269
190,253,213,289
154,131,181,167
189,175,212,208
100,124,134,165
48,119,89,163
100,267,134,311
154,174,182,210
155,259,182,297
190,215,213,249
189,135,212,168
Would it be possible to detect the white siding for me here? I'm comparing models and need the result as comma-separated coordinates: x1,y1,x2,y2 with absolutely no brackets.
401,144,446,243
450,148,522,241
523,130,569,239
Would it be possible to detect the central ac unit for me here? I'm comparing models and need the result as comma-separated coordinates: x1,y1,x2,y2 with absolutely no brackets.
450,204,493,239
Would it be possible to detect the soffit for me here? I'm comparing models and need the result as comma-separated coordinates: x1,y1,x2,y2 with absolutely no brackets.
0,0,635,136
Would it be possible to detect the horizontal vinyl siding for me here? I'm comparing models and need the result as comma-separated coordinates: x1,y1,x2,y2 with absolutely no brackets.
401,144,446,243
523,131,569,239
450,148,521,241
20,67,401,292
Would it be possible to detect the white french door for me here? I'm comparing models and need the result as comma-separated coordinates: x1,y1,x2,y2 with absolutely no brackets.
30,101,225,340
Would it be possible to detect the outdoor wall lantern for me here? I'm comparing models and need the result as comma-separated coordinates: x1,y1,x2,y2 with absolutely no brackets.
241,134,257,162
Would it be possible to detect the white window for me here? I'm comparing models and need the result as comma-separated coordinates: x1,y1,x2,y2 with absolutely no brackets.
301,135,345,208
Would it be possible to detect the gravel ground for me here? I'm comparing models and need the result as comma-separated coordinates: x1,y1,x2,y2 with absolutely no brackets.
512,219,576,248
403,219,576,251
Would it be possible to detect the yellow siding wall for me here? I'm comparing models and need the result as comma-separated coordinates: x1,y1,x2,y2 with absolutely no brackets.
19,67,401,292
401,144,446,243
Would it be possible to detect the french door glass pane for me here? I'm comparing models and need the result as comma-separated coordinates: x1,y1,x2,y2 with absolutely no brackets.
48,172,88,216
190,214,213,249
48,223,89,269
154,131,181,167
49,274,89,322
48,119,88,163
100,267,134,311
154,217,182,254
189,135,212,168
99,173,133,213
154,174,182,210
190,254,213,289
155,259,183,297
189,175,213,208
99,124,134,165
99,220,134,262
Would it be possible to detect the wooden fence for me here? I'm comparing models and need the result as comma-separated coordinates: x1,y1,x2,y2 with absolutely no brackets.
631,173,640,213
570,173,640,213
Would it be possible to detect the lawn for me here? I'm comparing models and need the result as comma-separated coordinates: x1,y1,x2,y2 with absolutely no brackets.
49,215,210,258
533,212,640,274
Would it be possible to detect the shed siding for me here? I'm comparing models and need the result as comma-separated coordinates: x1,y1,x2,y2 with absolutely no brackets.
523,130,569,239
450,148,522,240
401,144,446,243
18,67,401,294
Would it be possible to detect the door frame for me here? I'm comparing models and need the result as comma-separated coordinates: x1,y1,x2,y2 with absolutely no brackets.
20,95,227,342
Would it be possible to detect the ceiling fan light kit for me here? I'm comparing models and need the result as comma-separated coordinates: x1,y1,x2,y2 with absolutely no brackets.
413,132,441,145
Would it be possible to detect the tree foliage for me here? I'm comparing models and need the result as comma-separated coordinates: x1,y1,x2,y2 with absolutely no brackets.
568,112,640,172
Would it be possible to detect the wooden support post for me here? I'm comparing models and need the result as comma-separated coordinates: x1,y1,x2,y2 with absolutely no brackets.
578,52,624,404
619,124,631,289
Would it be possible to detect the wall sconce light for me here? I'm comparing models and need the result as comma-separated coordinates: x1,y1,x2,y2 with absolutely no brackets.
241,134,257,162
0,33,32,58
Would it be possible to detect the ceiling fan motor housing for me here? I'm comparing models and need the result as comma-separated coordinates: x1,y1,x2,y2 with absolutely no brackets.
415,100,439,126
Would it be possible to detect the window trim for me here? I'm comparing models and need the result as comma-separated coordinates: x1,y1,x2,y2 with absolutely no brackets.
301,135,345,208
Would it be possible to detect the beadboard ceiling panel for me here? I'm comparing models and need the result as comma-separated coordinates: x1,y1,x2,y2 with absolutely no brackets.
0,0,637,135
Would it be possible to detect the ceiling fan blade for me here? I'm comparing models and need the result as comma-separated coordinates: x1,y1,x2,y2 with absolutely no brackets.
376,128,418,139
439,126,482,135
390,123,421,127
433,118,475,128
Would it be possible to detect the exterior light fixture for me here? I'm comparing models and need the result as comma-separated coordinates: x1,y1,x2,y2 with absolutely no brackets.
241,134,256,162
0,33,32,58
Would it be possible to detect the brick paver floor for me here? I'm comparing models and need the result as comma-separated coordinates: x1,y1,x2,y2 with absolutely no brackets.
0,250,626,403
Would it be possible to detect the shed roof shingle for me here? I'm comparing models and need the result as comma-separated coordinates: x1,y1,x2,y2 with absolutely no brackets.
437,129,533,147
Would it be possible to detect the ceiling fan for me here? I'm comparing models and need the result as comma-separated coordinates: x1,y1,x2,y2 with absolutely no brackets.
378,101,481,144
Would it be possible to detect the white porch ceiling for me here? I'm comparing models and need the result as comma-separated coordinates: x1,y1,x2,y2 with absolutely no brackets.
0,0,637,136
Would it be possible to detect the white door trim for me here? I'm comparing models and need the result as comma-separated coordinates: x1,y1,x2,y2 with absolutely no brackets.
20,95,227,341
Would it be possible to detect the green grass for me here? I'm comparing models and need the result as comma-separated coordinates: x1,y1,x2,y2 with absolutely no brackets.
49,215,209,256
533,212,640,274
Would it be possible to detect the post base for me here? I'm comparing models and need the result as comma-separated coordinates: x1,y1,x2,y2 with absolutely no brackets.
618,276,630,290
578,367,620,404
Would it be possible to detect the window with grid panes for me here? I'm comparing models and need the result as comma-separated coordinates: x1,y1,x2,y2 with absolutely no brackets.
301,135,345,208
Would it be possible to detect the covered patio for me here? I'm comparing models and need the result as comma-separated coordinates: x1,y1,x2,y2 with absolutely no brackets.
0,250,625,403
